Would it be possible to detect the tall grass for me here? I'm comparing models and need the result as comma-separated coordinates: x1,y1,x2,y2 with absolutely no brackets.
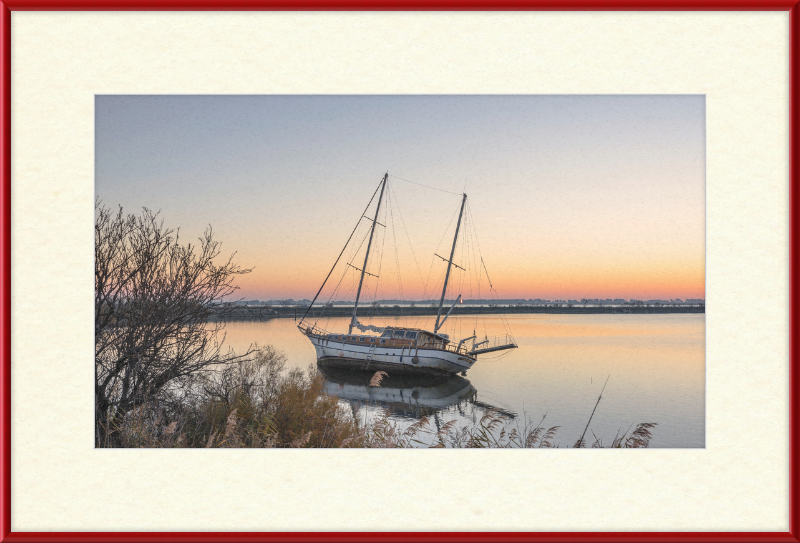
108,347,656,449
358,408,656,448
113,346,363,448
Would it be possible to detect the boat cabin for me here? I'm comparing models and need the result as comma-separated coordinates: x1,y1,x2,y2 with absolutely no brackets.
379,327,450,346
325,327,451,350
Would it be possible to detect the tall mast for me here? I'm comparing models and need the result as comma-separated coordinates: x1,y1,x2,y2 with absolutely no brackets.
349,173,388,334
435,193,467,334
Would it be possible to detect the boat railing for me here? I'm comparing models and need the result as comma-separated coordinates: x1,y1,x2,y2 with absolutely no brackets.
301,329,513,357
320,335,467,354
417,339,471,355
299,323,329,337
444,341,470,355
468,334,518,356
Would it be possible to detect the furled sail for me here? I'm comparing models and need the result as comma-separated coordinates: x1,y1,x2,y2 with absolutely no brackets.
351,317,385,334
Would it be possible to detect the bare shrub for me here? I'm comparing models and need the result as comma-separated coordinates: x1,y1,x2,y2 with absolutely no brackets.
95,200,252,446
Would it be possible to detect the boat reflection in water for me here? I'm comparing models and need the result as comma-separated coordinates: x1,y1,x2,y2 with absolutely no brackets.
318,366,515,422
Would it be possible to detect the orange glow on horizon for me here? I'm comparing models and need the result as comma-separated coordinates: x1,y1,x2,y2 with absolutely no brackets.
233,271,705,301
230,245,705,301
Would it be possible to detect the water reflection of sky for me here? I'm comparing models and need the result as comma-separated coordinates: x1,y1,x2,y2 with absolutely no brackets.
221,314,705,448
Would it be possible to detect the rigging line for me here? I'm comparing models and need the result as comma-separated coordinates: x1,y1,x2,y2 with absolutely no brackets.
387,181,427,301
493,291,516,343
481,349,514,361
464,206,480,310
432,200,464,326
347,225,373,269
322,243,364,323
464,212,475,331
421,254,437,307
468,205,502,323
470,206,479,298
471,207,483,300
462,207,471,302
458,224,466,308
453,234,466,318
388,173,462,196
340,268,359,312
385,187,404,323
470,210,483,299
464,204,479,325
472,212,483,332
465,205,490,339
340,226,373,306
460,211,469,299
435,204,461,256
386,185,397,295
330,269,352,308
326,243,360,308
480,257,493,290
474,223,514,344
318,268,346,321
314,262,350,327
344,224,364,267
344,197,380,271
370,191,389,327
334,268,356,320
393,204,408,328
420,204,460,304
368,199,385,310
369,245,384,316
300,179,383,324
428,266,447,311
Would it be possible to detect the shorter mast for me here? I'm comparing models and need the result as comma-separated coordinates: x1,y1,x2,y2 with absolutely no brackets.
434,193,467,335
349,173,388,334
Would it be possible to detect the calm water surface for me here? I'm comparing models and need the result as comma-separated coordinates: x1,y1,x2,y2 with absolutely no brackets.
221,314,705,448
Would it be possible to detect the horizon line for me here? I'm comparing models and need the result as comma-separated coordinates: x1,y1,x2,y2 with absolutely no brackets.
223,296,706,303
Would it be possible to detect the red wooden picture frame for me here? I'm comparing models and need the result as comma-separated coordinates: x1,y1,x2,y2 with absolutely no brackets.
0,2,797,542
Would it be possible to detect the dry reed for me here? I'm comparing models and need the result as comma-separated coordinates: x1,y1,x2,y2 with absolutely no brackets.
106,345,657,449
368,371,388,387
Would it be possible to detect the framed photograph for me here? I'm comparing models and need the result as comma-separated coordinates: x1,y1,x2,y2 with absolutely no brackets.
1,2,797,541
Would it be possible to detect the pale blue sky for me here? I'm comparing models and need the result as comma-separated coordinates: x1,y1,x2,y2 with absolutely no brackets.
96,95,705,300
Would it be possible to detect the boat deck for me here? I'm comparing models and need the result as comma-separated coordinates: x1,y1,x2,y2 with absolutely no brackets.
298,323,474,357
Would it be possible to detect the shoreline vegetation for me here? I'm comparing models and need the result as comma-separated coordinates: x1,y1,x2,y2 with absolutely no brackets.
95,202,657,448
211,304,705,322
112,347,657,449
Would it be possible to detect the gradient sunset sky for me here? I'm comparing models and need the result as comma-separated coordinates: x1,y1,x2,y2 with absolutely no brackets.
95,95,705,301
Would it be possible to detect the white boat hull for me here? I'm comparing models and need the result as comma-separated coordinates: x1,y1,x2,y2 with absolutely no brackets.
307,335,476,376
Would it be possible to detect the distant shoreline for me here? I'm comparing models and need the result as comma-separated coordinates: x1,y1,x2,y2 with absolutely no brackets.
210,304,705,321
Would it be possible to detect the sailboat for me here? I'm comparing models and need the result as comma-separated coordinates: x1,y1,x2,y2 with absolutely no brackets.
297,173,517,376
